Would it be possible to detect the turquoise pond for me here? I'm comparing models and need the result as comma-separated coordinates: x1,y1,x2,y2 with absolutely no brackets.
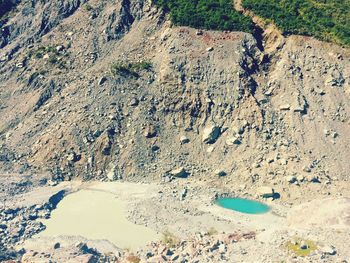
216,198,270,214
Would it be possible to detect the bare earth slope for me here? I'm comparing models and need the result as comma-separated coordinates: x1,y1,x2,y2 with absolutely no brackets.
0,0,349,187
0,0,350,261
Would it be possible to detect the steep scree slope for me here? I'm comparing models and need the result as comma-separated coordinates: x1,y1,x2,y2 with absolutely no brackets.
0,0,349,192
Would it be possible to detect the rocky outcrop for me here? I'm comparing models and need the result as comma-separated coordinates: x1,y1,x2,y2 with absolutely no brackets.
202,125,221,144
1,0,87,49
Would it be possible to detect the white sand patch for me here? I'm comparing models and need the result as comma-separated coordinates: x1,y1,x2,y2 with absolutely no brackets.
38,189,159,250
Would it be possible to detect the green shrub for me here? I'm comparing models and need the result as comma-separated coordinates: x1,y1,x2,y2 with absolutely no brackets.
161,230,178,247
27,46,66,68
132,61,153,71
208,227,218,236
29,46,59,59
111,61,152,78
153,0,254,32
48,55,58,64
84,4,94,11
286,239,317,257
242,0,350,46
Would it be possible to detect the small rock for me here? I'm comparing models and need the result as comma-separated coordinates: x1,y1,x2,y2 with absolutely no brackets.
286,175,297,183
303,166,311,173
144,125,157,138
0,54,8,62
129,98,139,106
279,104,291,111
300,241,308,250
170,253,180,261
257,186,275,198
5,132,11,140
215,170,227,177
145,251,154,258
170,167,188,178
93,130,102,137
67,152,79,162
56,45,64,52
47,180,58,186
180,188,187,200
315,87,325,95
206,146,214,153
98,76,107,86
264,89,273,96
308,175,321,183
218,244,227,253
296,175,305,182
331,131,338,138
226,136,241,146
53,242,60,249
180,135,189,144
106,163,120,181
293,105,305,112
279,158,287,165
267,157,274,163
151,145,160,152
321,245,336,255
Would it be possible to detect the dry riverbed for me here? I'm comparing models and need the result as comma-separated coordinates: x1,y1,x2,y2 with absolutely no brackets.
2,180,350,262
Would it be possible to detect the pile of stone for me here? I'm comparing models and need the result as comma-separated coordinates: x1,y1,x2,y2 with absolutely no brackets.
0,201,56,250
122,231,256,263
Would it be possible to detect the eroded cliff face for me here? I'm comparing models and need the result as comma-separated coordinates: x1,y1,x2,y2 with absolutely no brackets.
0,0,349,191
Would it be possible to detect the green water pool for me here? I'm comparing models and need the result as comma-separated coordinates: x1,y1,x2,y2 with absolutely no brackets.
216,197,270,214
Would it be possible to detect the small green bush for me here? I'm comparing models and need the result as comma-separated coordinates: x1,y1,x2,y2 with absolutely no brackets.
208,227,218,236
161,230,178,247
29,46,59,59
286,239,317,257
48,55,58,64
84,4,94,11
111,61,152,77
27,46,66,68
132,61,153,71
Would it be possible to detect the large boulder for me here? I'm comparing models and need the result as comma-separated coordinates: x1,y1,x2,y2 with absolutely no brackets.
106,163,121,181
170,167,188,178
257,186,275,198
202,125,221,144
226,136,241,146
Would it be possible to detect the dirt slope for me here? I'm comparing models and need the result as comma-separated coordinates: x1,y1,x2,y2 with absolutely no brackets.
0,0,349,194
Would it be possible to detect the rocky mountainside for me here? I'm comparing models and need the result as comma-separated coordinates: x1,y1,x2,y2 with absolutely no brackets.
1,0,350,262
0,0,349,193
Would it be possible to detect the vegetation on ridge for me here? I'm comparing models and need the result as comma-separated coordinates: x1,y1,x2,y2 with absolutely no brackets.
153,0,255,32
242,0,350,46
